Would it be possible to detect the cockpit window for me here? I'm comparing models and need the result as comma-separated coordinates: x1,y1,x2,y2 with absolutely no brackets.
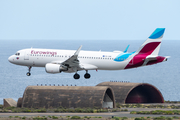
15,53,20,56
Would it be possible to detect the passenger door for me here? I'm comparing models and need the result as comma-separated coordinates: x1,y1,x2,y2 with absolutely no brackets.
24,50,30,60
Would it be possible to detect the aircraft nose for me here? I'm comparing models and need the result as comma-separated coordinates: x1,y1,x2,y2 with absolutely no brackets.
8,56,14,63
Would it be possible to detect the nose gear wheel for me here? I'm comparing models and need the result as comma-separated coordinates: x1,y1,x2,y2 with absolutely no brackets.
26,66,32,76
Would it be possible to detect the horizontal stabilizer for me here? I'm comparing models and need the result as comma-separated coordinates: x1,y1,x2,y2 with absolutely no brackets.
145,55,158,61
165,56,171,58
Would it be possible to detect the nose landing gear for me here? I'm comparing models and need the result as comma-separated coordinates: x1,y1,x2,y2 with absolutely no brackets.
26,72,31,76
26,66,32,76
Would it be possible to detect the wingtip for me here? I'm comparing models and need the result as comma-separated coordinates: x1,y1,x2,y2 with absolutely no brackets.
74,45,82,55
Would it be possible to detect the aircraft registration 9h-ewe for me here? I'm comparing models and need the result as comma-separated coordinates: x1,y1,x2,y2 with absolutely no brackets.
8,28,168,79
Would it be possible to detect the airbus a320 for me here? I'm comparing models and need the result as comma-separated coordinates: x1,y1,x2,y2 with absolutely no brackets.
8,28,168,79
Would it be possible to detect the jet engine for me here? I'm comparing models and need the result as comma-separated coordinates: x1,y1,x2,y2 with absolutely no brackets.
45,63,68,73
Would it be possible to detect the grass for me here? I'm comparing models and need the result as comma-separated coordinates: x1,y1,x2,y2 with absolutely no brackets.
0,105,128,113
2,103,180,114
130,110,180,115
116,103,180,109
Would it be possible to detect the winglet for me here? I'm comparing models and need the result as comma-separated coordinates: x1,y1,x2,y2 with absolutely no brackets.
74,45,82,55
124,45,130,53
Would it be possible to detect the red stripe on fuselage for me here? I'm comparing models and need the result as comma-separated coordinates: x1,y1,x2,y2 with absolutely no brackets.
125,42,161,69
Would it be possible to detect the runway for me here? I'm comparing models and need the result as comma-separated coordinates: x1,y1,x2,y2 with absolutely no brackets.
1,108,180,118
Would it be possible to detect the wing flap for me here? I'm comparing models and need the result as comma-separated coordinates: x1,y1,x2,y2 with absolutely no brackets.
80,63,98,70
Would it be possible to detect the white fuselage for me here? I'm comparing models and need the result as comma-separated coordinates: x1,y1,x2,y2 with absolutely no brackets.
8,48,132,72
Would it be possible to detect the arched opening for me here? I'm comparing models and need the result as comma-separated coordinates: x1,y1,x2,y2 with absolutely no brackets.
125,84,164,103
102,88,115,108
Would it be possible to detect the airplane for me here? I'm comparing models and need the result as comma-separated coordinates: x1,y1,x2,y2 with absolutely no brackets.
8,28,168,79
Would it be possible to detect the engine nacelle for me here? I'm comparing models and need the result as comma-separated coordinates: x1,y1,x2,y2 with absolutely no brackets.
45,63,67,73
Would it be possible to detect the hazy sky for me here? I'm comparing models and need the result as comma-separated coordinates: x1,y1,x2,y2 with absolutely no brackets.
0,0,179,40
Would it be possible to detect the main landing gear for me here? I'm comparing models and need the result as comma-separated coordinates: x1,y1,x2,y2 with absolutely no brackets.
74,73,80,79
84,71,90,79
26,66,32,76
73,70,91,79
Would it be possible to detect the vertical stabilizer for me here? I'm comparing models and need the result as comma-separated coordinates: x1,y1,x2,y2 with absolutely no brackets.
125,28,166,69
136,28,165,56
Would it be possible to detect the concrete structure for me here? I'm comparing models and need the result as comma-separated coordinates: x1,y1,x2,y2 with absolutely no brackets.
97,82,164,103
14,81,164,108
17,98,22,107
21,86,115,108
3,98,17,108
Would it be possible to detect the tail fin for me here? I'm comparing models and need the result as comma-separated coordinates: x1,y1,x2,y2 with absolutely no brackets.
136,28,165,56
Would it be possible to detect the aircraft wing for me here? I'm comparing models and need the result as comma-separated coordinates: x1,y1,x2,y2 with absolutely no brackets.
61,45,82,68
51,45,97,71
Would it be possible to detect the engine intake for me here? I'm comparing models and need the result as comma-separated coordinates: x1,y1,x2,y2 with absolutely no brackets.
45,63,67,73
